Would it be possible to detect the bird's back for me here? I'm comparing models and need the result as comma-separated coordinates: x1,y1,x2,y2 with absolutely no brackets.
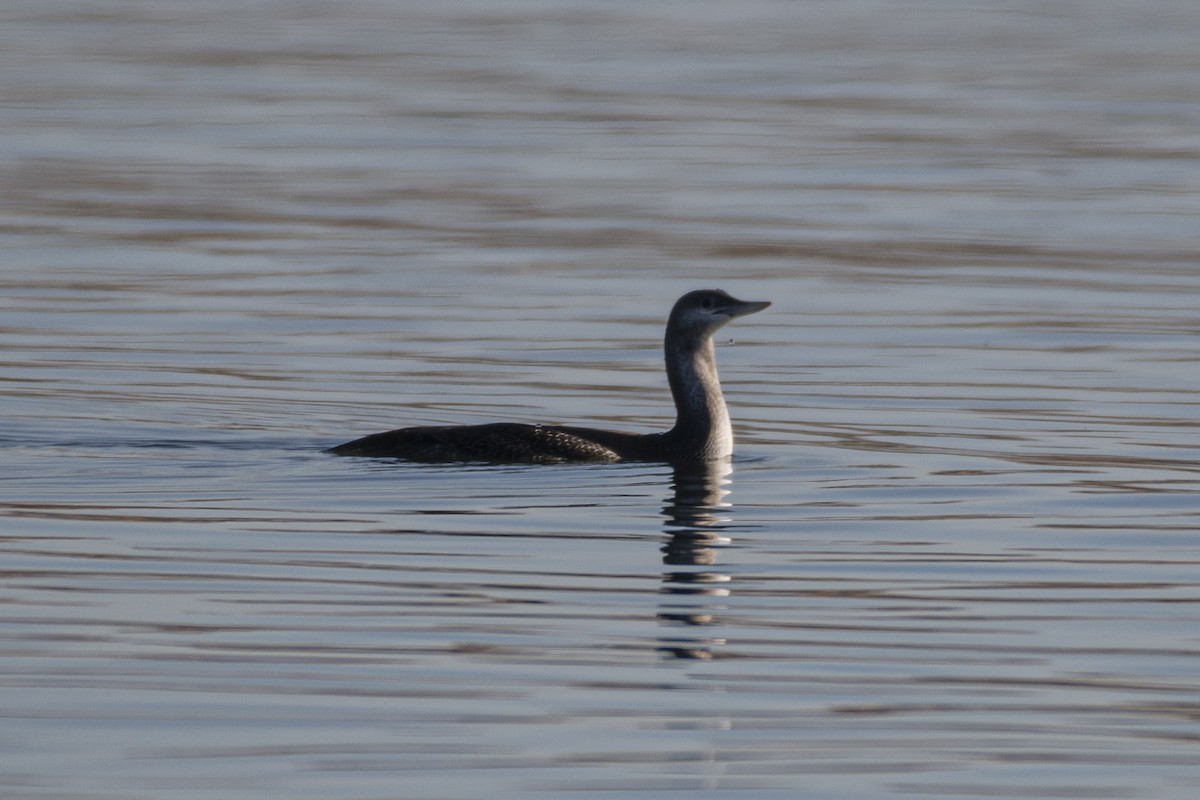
326,422,623,464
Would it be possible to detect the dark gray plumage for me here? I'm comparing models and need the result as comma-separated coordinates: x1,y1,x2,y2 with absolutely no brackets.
327,289,770,464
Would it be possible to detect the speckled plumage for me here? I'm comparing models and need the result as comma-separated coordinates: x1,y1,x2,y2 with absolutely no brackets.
327,423,621,464
328,289,769,464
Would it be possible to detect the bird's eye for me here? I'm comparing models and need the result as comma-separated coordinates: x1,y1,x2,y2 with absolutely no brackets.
701,296,714,309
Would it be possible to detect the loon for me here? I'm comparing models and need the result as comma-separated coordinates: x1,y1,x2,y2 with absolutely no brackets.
327,289,770,464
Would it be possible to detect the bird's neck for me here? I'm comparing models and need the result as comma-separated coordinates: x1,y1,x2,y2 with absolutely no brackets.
664,331,732,460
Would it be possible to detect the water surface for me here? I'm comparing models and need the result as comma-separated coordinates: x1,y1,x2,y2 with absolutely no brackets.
3,1,1200,798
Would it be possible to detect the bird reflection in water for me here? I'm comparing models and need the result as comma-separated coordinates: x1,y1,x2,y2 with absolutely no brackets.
657,460,735,660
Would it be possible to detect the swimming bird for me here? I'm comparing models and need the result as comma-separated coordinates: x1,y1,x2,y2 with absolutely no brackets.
327,289,770,464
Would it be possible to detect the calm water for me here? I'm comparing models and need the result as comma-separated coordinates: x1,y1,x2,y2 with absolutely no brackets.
3,1,1200,798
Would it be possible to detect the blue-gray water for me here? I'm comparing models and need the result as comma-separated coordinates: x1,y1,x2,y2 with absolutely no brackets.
3,1,1200,798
